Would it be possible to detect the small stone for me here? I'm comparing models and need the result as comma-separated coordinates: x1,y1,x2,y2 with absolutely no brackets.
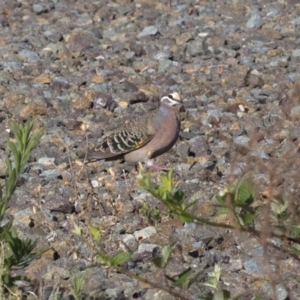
18,49,40,63
186,38,205,57
291,16,300,26
40,169,61,180
105,287,124,299
85,90,116,110
91,180,99,188
154,51,172,60
43,30,63,43
136,243,157,253
158,59,173,72
240,56,255,65
134,226,157,241
292,49,300,58
20,102,47,117
129,91,147,104
35,73,52,84
246,13,264,29
66,30,99,52
290,105,300,120
137,26,158,38
75,12,93,27
247,74,264,88
103,28,117,39
176,32,193,45
38,157,55,166
91,75,106,84
243,258,264,274
32,4,48,14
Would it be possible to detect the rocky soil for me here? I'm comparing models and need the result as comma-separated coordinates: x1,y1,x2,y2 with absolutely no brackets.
1,0,300,299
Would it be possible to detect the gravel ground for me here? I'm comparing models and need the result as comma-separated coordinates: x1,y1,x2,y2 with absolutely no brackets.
1,0,300,299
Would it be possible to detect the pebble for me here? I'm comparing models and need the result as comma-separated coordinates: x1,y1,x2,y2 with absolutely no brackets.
134,226,157,241
137,26,158,38
246,13,264,29
136,244,158,254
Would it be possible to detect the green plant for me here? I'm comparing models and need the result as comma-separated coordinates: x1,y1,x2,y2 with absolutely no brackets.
215,177,257,227
137,168,300,299
139,202,162,225
69,272,85,300
0,118,43,293
73,222,191,300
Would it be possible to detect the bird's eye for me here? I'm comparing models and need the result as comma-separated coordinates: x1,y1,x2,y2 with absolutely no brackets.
168,94,174,99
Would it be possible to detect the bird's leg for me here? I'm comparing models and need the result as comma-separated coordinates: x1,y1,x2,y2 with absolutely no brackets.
146,159,170,171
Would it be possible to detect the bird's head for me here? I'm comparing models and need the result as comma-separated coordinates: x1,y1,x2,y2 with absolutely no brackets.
161,92,184,111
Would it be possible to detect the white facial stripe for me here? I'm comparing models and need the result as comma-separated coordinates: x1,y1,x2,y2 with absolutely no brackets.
161,93,181,106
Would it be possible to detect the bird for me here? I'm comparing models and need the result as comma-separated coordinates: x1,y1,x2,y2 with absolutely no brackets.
86,92,183,164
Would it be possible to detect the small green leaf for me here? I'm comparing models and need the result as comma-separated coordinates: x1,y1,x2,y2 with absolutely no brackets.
239,212,255,226
214,207,228,216
215,195,226,206
160,170,173,192
152,244,174,268
110,252,131,266
178,211,194,223
213,290,231,300
173,190,185,206
96,254,110,265
173,268,193,289
202,264,221,289
235,178,255,206
72,224,82,236
7,140,20,164
9,121,22,145
89,226,101,241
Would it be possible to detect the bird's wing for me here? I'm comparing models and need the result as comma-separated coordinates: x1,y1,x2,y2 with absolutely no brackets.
87,117,154,160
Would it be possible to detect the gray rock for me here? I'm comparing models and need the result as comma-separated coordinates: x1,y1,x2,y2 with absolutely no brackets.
291,16,300,26
246,13,264,29
40,169,61,180
262,284,288,300
125,51,135,59
144,289,176,300
136,243,158,253
154,51,172,60
240,56,255,65
266,8,279,17
243,258,264,274
158,59,173,73
122,234,138,251
292,49,300,57
186,38,205,57
105,287,124,299
32,4,47,14
75,12,93,27
233,135,250,147
287,72,300,82
18,49,40,63
38,157,55,165
43,30,63,43
137,26,158,38
103,28,117,39
134,226,157,241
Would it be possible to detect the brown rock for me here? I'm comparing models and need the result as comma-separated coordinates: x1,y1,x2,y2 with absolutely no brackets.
65,30,100,52
20,102,47,117
176,32,193,45
34,73,52,84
